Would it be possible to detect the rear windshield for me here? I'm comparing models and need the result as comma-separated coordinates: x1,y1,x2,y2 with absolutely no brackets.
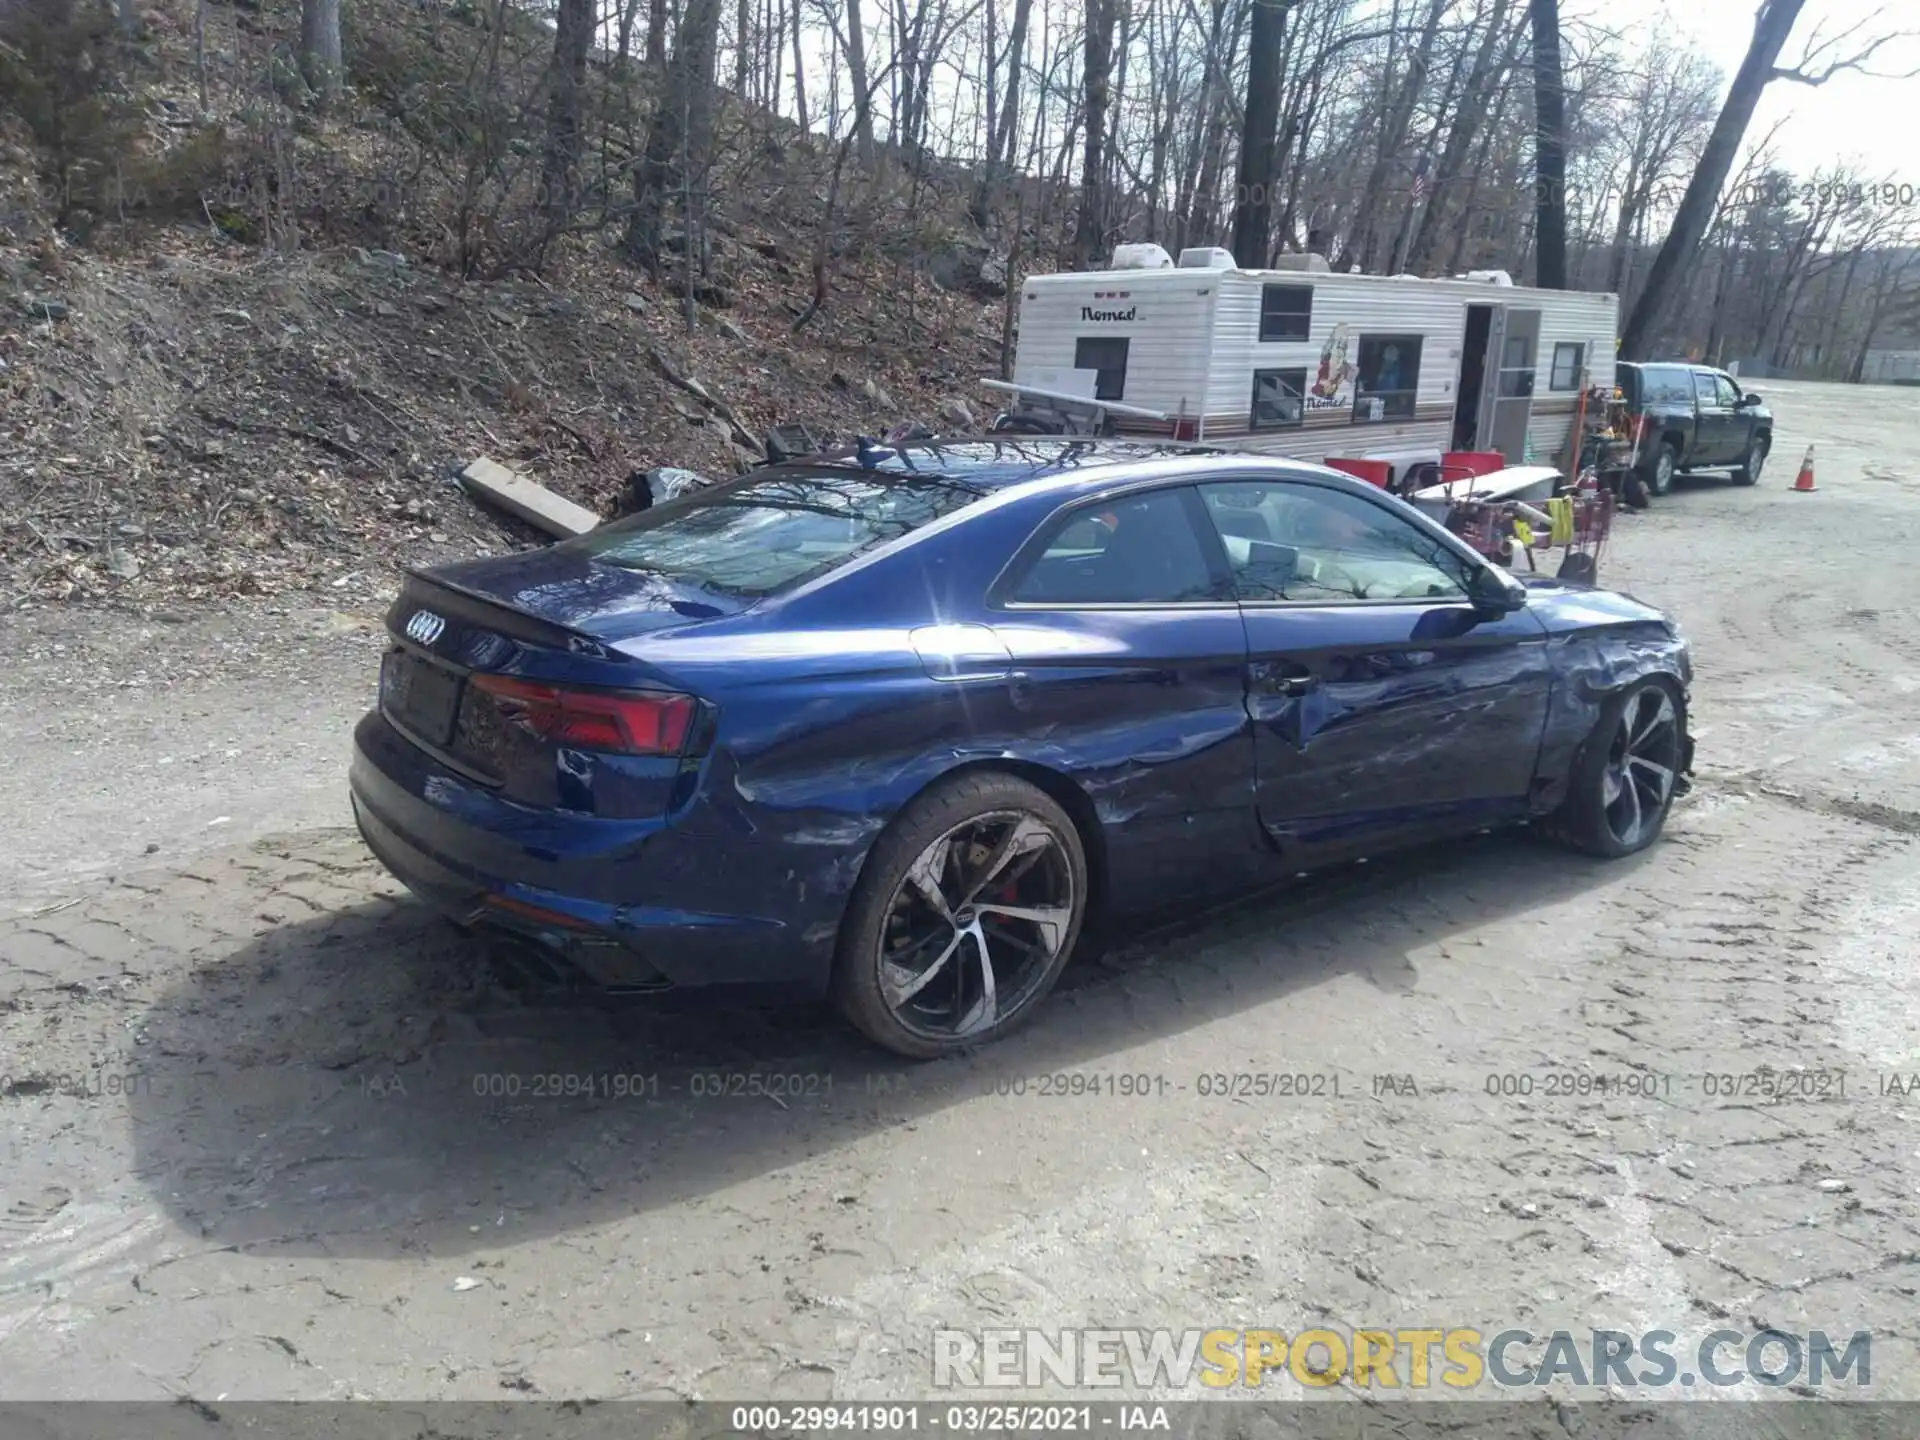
1624,365,1695,406
564,468,988,597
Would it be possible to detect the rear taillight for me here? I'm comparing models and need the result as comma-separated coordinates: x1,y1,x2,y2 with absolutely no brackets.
470,675,697,756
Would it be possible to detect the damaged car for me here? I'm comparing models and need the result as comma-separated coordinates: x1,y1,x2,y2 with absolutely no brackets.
350,439,1694,1058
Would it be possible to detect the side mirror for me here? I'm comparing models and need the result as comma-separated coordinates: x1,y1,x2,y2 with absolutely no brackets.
1739,392,1762,406
1471,564,1529,615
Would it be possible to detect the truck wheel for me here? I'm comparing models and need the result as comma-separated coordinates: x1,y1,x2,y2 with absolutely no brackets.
1732,435,1768,487
1644,442,1678,497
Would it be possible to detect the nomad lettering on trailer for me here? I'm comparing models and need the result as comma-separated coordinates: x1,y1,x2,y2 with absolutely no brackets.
1081,305,1137,322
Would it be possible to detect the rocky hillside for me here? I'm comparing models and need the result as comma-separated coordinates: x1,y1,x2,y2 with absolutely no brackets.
0,0,1025,615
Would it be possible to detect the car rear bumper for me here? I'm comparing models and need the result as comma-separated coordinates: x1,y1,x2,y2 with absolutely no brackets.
348,710,826,995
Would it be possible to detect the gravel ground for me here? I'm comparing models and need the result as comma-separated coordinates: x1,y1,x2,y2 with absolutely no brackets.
2,379,1918,1420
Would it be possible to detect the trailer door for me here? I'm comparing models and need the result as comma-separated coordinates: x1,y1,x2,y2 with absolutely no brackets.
1476,307,1542,463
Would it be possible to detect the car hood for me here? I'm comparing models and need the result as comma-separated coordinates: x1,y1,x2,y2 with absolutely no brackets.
1518,576,1671,634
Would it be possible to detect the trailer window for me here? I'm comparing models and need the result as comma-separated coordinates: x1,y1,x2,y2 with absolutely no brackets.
1353,335,1422,422
1550,342,1585,391
1250,368,1307,429
1259,284,1314,343
1073,337,1130,401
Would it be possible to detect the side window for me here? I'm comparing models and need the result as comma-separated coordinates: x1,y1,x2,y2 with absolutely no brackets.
1714,374,1742,407
1692,371,1719,407
1259,284,1313,342
1550,342,1585,391
1496,334,1537,399
1657,369,1693,404
1198,481,1474,603
1073,337,1129,401
1250,367,1307,429
1353,334,1423,422
1008,487,1225,606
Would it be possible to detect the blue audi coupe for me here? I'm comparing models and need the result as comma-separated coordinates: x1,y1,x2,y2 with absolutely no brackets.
350,439,1694,1057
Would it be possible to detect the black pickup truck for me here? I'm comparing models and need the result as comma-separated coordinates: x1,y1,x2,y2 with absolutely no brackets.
1616,362,1774,497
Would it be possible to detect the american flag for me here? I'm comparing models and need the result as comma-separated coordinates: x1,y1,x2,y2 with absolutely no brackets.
1410,155,1433,203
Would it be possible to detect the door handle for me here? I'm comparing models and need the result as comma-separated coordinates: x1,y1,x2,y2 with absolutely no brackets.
1256,661,1320,697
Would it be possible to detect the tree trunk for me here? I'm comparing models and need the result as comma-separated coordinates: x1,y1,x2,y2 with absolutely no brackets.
1074,0,1117,267
628,0,724,265
983,0,1000,163
1185,0,1245,248
616,0,641,68
543,0,596,229
789,0,809,131
846,0,875,161
645,0,669,63
1528,0,1566,288
299,0,343,107
1620,0,1807,358
1230,0,1290,266
992,0,1034,166
734,0,750,95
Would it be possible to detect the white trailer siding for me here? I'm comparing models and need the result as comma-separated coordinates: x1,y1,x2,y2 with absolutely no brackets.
1522,290,1620,466
1012,271,1214,422
1200,272,1468,461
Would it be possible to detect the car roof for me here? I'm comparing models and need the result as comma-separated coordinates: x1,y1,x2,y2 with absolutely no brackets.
791,436,1378,504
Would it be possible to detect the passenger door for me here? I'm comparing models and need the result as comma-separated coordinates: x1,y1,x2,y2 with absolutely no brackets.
1711,372,1749,461
990,484,1264,909
1195,478,1554,865
1691,369,1736,464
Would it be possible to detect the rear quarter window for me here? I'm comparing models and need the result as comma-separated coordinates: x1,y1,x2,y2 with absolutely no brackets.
566,470,986,597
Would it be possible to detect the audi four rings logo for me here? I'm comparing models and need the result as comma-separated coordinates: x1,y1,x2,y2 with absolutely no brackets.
405,610,445,645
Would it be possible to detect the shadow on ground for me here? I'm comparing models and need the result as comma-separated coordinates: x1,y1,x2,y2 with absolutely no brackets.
121,828,1646,1258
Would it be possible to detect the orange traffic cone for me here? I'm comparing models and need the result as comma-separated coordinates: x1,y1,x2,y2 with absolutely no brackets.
1791,444,1817,492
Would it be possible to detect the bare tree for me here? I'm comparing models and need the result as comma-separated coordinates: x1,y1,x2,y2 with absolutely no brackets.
646,0,669,63
299,0,343,107
1230,0,1292,266
1073,0,1118,265
543,0,596,228
843,0,877,161
628,0,725,267
1528,0,1567,287
790,0,811,130
1603,48,1718,298
1622,0,1920,357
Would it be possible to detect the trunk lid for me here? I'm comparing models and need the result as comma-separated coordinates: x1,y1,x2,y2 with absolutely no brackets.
379,558,734,817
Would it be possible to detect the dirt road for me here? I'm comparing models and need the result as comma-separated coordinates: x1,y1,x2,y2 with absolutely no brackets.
3,379,1918,1414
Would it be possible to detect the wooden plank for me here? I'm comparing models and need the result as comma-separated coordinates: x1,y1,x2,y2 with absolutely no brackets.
459,456,601,539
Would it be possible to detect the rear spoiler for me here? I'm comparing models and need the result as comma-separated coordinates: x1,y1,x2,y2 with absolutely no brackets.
977,378,1177,423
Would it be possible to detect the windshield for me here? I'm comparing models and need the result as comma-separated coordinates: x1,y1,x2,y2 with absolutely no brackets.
564,468,988,598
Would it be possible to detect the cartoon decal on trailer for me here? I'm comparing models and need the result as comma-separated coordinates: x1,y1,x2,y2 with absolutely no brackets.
1309,322,1356,410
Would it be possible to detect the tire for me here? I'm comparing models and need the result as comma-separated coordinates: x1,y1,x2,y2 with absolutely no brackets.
832,772,1089,1058
1643,441,1678,497
1550,679,1687,858
1732,434,1768,486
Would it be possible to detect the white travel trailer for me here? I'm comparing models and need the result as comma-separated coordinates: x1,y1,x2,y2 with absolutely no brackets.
983,244,1620,488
